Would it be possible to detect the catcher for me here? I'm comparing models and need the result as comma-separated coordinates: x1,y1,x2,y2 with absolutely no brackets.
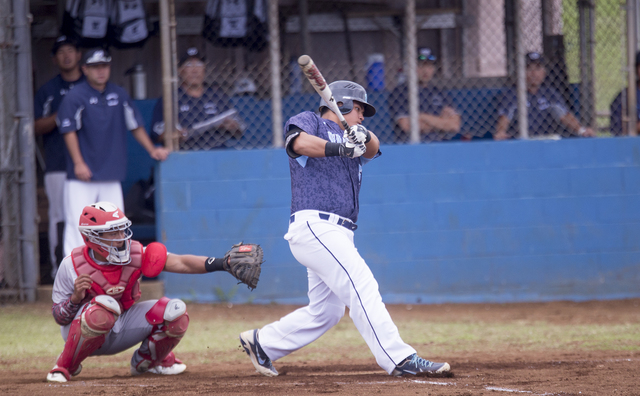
47,201,262,382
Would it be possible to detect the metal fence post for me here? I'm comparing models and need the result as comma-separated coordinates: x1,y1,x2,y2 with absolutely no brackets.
515,0,529,140
270,0,283,148
13,0,38,302
160,0,176,151
628,0,638,137
405,0,419,144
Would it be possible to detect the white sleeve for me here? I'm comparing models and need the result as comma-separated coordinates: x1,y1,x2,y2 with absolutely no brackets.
51,256,78,304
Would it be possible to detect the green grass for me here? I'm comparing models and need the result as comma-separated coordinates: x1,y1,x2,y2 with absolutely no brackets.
2,303,639,373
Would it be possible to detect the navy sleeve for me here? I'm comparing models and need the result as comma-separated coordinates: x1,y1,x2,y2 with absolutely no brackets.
56,91,81,133
121,90,145,129
33,86,48,119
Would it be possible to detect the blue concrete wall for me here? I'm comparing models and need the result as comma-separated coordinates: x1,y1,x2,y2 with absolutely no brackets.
155,137,640,304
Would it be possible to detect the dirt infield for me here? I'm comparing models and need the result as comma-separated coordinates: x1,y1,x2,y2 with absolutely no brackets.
1,299,639,395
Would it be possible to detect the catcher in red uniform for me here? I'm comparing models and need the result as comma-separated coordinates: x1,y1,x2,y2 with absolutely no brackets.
47,201,263,382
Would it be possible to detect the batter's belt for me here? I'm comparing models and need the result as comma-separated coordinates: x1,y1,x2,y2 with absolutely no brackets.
289,211,358,231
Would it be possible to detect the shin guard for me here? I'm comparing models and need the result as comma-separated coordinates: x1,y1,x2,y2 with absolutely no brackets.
132,297,189,373
49,296,120,380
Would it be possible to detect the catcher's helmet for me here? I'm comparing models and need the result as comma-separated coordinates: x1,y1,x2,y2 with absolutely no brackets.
319,81,376,117
78,202,133,265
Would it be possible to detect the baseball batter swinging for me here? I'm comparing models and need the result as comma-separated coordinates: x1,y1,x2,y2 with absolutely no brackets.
47,202,263,382
239,81,451,376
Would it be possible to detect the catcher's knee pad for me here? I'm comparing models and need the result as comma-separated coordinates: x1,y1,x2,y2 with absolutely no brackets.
137,297,189,366
145,297,189,338
81,295,120,338
52,296,120,379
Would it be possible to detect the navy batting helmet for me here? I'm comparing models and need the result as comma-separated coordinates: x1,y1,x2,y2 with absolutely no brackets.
319,81,376,117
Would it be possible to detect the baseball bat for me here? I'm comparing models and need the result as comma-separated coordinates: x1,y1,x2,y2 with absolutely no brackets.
297,55,351,133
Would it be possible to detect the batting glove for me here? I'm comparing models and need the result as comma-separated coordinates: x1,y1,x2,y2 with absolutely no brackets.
345,125,371,144
340,141,366,158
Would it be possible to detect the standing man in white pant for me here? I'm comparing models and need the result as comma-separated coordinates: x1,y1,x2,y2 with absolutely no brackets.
56,48,168,256
34,36,85,279
239,81,451,377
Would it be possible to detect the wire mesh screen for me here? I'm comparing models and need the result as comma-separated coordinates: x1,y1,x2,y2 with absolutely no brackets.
155,0,632,149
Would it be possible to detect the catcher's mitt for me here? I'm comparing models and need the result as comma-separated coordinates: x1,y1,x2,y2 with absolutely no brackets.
224,242,263,290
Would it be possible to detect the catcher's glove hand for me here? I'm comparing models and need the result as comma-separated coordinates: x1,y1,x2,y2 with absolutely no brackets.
224,242,263,290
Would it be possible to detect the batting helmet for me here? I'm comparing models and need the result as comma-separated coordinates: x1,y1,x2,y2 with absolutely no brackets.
78,202,133,265
319,81,376,117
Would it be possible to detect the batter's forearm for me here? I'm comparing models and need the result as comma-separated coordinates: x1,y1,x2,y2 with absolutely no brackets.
52,299,82,325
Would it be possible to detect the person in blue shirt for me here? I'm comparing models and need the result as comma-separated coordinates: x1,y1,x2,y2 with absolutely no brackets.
238,80,450,379
151,47,242,150
609,51,640,136
494,52,595,140
56,48,169,257
390,47,461,142
33,36,85,279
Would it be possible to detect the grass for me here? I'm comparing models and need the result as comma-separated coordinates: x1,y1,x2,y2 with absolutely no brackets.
1,302,639,373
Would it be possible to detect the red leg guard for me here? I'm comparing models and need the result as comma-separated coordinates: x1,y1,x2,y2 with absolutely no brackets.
51,301,117,377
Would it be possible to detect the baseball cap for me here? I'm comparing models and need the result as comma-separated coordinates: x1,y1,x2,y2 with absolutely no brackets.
82,48,112,66
525,52,544,66
418,47,437,62
179,47,205,67
51,35,78,55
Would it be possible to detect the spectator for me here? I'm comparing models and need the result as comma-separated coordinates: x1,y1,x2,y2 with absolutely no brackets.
56,48,169,257
33,36,85,279
609,51,640,136
390,47,461,142
151,47,242,150
494,52,595,140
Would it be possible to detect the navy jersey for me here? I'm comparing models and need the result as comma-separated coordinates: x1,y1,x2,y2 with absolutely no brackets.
150,86,236,150
33,74,85,172
497,86,569,137
390,84,458,142
609,88,640,136
285,111,379,223
57,81,144,181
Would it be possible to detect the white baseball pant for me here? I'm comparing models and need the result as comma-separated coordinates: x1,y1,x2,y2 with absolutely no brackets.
258,210,416,374
44,171,66,277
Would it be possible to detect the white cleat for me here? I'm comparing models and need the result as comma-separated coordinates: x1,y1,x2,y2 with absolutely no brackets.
46,372,67,383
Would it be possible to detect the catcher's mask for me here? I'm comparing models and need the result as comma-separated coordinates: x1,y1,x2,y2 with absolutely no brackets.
318,80,376,117
78,202,133,265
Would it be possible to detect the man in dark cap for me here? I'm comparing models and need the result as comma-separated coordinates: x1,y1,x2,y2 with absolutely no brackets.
494,52,595,140
609,51,640,136
150,47,242,150
56,48,169,257
390,47,461,142
34,36,85,279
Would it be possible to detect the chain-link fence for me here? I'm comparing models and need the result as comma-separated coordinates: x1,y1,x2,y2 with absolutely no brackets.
146,0,634,150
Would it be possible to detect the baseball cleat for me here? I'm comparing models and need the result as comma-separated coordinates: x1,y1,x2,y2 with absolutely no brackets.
131,361,187,376
239,329,278,377
46,371,67,383
46,364,82,383
392,353,450,376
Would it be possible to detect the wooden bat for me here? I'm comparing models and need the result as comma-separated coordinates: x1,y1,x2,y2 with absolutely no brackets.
297,55,351,133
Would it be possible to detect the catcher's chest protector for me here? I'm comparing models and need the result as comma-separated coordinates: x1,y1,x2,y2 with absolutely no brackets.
72,241,143,310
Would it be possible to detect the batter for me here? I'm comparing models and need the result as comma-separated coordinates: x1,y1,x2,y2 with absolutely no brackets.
239,81,451,377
